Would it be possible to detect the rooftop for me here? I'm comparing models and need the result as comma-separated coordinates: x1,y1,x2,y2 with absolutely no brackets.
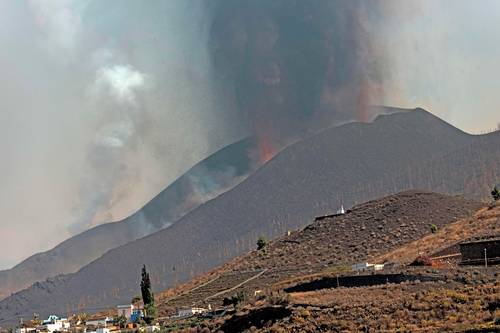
460,234,500,245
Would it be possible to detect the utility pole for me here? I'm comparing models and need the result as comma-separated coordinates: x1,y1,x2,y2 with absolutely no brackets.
484,248,488,268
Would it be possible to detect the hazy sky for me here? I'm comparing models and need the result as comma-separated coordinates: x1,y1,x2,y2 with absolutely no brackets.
0,1,499,269
378,1,500,133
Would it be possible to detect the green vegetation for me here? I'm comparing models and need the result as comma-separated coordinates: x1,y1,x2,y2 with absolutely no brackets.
492,185,500,201
430,224,438,234
140,265,157,324
74,313,88,324
223,291,246,307
257,236,268,250
163,318,209,332
144,303,157,323
115,315,127,328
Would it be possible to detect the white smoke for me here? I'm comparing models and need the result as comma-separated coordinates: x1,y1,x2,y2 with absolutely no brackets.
94,65,146,106
28,0,85,60
94,119,135,148
0,1,243,267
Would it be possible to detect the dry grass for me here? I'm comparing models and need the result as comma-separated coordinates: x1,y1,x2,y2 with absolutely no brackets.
375,205,500,265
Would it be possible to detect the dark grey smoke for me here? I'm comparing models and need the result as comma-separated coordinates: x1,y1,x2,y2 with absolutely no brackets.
0,0,390,268
209,0,384,157
77,0,388,232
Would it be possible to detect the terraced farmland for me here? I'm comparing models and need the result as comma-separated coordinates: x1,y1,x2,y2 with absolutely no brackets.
160,270,264,313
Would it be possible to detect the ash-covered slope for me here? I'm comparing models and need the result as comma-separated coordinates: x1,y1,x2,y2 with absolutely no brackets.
0,137,258,302
1,108,498,323
157,190,483,312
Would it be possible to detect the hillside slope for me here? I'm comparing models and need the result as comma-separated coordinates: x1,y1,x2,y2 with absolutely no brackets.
1,108,498,323
155,190,483,312
156,194,498,333
0,137,258,301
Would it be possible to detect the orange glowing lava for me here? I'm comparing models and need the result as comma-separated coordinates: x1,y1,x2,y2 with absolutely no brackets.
259,138,275,163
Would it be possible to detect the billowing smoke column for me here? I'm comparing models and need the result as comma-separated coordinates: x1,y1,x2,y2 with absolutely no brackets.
209,0,384,161
0,0,389,262
75,0,386,231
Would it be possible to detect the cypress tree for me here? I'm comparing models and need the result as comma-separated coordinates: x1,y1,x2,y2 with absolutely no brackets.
140,265,154,306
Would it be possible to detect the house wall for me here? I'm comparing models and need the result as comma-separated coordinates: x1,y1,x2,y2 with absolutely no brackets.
86,319,107,327
117,306,133,320
460,240,500,262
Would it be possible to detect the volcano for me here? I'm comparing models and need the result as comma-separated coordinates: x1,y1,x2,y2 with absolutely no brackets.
0,137,261,302
1,108,499,323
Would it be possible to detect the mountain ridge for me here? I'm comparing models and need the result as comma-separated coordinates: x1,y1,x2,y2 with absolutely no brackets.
1,107,498,324
0,137,259,301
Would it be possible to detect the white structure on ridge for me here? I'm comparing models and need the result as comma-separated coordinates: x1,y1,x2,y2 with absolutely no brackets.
351,262,385,272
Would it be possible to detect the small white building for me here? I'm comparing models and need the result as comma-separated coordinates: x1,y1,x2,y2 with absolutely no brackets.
42,315,70,333
15,328,36,333
140,325,160,333
86,317,112,327
117,304,133,321
96,328,110,333
336,205,345,215
177,307,207,318
351,262,385,272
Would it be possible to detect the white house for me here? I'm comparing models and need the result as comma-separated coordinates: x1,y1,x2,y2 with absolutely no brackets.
351,262,385,272
336,205,345,215
15,328,36,333
177,307,207,318
86,317,112,327
117,304,133,321
140,325,160,333
96,328,110,333
42,315,70,333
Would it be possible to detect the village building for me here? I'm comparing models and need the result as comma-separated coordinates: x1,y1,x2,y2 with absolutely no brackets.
42,315,70,333
140,325,160,333
351,262,385,272
86,316,112,328
177,307,207,318
116,304,144,323
117,304,133,321
86,327,116,333
96,327,110,333
15,328,36,333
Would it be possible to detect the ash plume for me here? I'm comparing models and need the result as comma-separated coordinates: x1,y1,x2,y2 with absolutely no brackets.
12,0,500,268
208,0,385,160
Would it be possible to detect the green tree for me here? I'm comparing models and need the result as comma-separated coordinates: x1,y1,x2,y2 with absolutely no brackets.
140,265,157,324
144,303,157,324
430,224,438,234
140,265,154,306
115,315,127,329
222,291,245,307
492,185,500,201
257,236,268,250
